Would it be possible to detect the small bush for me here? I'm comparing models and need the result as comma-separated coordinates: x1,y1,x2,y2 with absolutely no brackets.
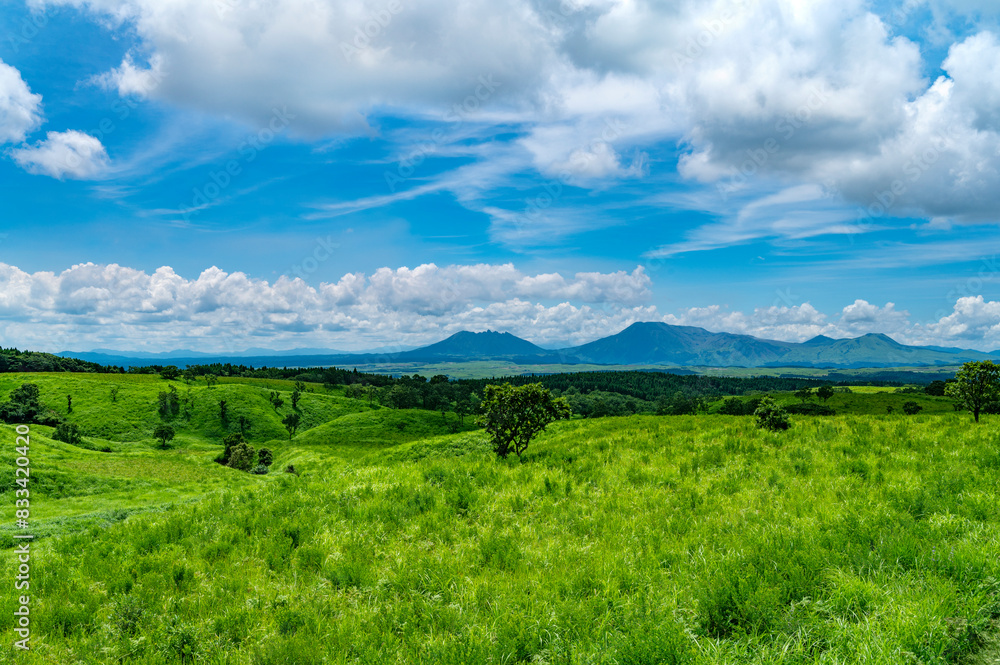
754,397,790,431
52,422,84,446
252,464,269,475
110,595,145,636
228,442,257,472
902,401,923,415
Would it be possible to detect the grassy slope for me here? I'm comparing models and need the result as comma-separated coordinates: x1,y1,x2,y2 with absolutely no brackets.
0,383,998,663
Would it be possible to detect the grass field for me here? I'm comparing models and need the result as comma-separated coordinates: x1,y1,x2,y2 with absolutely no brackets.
1,374,999,663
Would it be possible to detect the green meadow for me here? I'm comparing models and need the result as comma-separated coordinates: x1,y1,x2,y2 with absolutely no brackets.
1,373,1000,663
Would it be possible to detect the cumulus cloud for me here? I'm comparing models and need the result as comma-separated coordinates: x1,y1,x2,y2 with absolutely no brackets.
5,260,1000,353
0,262,654,352
91,52,166,98
11,130,110,179
0,58,43,144
35,0,1000,233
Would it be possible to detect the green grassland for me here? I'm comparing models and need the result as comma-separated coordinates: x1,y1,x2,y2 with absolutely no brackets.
1,374,999,663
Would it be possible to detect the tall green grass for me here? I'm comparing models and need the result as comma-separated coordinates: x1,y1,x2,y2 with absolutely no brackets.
1,410,998,663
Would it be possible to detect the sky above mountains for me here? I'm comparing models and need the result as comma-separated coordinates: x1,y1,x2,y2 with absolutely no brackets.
2,0,1000,353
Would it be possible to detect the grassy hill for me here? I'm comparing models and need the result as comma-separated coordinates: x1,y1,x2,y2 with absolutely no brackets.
1,374,999,663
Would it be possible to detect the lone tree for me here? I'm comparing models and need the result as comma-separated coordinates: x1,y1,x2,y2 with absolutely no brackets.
794,387,814,404
754,397,790,431
902,401,923,415
153,424,175,449
257,447,274,467
282,412,301,439
219,399,228,422
477,383,571,458
817,385,835,403
946,360,1000,422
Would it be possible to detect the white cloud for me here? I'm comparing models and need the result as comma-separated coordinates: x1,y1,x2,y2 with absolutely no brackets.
21,0,1000,234
5,260,1000,352
0,58,43,144
0,262,655,352
11,130,110,179
91,52,166,97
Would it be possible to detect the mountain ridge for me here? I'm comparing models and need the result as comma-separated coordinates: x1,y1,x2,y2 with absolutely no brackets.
51,323,999,369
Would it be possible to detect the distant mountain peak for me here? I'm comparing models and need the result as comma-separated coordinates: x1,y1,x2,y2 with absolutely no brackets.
410,329,547,358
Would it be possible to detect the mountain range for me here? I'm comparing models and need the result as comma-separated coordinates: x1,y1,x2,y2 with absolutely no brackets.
56,323,999,370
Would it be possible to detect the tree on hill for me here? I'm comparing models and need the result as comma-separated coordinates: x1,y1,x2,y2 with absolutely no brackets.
153,424,175,449
110,385,120,403
291,385,302,410
257,448,273,467
817,385,835,402
160,366,180,381
902,401,922,415
0,383,43,424
282,412,301,439
946,360,1000,423
477,383,571,458
924,380,948,396
219,399,228,422
204,374,218,388
794,387,814,403
754,397,790,431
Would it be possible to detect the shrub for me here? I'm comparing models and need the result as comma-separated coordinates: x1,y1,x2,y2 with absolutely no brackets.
754,397,790,431
228,442,257,472
220,432,245,465
252,464,269,475
110,595,145,636
257,447,274,467
52,422,84,446
902,401,923,415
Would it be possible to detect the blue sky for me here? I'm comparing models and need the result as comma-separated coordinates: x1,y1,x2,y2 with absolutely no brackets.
2,0,1000,353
